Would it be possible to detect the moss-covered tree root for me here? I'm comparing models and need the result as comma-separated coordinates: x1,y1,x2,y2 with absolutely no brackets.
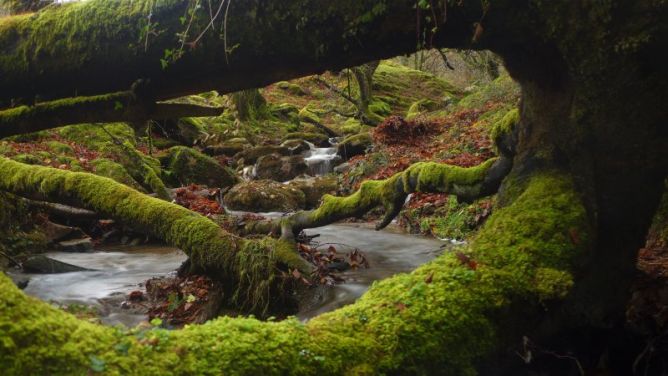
245,155,513,240
0,156,310,311
0,171,591,374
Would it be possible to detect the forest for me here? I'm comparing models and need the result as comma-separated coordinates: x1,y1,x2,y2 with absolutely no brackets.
0,0,667,375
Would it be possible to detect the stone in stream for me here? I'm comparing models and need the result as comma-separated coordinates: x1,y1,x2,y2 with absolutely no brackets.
233,145,291,165
39,221,87,243
22,255,93,274
280,139,311,154
254,154,308,182
56,238,94,252
288,177,338,209
336,132,373,160
224,180,305,212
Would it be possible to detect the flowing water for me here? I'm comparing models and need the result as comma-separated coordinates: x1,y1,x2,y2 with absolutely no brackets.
11,224,444,326
303,140,340,176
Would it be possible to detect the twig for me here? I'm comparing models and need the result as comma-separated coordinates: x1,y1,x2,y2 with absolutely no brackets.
0,250,22,268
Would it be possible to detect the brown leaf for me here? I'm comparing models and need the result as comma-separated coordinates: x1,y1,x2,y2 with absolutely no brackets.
424,272,434,284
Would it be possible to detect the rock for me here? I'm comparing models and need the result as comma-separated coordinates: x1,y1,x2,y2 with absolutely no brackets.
56,238,94,252
280,139,311,154
22,255,93,273
276,81,308,96
282,132,329,147
224,180,305,212
255,154,308,182
202,142,247,157
288,176,338,208
337,133,373,160
233,145,291,165
333,162,352,174
162,146,239,188
39,221,87,243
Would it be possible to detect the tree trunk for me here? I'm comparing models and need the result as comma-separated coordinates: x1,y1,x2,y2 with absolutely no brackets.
0,0,479,106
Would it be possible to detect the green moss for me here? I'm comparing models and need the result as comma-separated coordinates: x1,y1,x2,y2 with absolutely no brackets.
0,169,590,374
456,74,520,110
406,98,440,120
163,146,239,188
340,118,362,134
90,158,143,191
489,109,519,144
368,99,391,116
45,141,74,155
282,132,328,146
276,81,307,96
58,123,135,150
298,107,321,124
224,180,305,212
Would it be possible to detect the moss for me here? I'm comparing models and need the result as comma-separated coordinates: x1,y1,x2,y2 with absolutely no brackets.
288,177,338,208
0,170,591,374
58,123,135,150
45,141,74,155
406,98,440,120
337,132,372,159
224,180,305,212
298,107,321,124
368,99,391,116
489,108,519,144
456,74,520,110
282,132,328,146
90,158,143,191
11,153,41,164
276,81,307,96
340,118,362,134
163,146,238,188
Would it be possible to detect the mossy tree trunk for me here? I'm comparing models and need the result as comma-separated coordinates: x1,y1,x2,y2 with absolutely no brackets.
230,88,267,121
351,60,380,124
0,0,667,373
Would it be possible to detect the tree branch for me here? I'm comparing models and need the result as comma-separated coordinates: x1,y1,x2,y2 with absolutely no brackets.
0,88,223,139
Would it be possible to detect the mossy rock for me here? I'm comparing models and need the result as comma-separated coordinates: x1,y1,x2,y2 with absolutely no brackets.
337,133,373,160
91,158,143,191
203,142,248,157
224,180,305,212
270,103,300,120
163,146,239,188
276,81,308,96
369,99,391,116
298,107,321,124
406,99,440,120
233,145,291,165
340,118,363,135
58,123,136,150
288,176,338,208
280,139,311,154
175,117,206,146
254,154,308,182
282,132,329,147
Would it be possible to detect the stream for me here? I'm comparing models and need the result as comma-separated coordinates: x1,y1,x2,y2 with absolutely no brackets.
11,224,445,326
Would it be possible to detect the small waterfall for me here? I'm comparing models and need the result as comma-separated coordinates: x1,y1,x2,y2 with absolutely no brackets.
241,165,256,180
303,140,340,176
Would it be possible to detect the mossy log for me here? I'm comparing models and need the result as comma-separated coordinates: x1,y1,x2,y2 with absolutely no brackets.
245,156,512,241
0,156,310,311
0,171,591,374
0,87,224,138
0,0,480,105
